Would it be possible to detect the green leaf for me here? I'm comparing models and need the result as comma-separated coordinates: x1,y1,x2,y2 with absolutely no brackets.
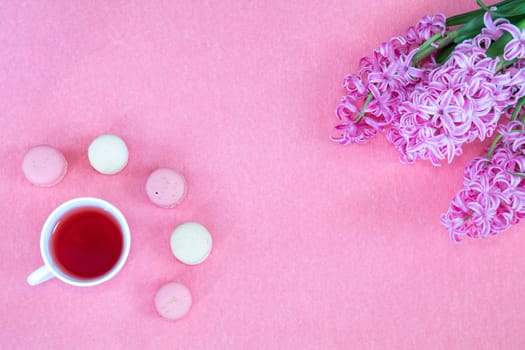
486,32,513,58
446,0,517,26
507,14,525,24
492,1,525,17
447,10,484,27
454,15,486,43
436,43,457,64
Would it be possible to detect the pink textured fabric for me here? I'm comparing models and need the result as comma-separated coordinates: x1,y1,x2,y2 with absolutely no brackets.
2,1,525,349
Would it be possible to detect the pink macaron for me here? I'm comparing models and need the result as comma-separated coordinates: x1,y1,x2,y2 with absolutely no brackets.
154,282,192,320
146,168,187,208
22,145,68,187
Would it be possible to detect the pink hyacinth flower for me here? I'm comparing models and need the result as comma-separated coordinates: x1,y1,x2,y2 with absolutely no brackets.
499,23,525,61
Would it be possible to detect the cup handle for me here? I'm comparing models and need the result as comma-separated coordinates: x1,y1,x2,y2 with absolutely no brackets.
27,265,54,286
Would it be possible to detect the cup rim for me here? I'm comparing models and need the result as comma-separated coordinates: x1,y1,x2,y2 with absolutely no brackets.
40,197,131,287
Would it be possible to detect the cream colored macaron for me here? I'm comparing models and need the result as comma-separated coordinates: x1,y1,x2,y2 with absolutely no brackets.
88,134,128,175
170,222,212,265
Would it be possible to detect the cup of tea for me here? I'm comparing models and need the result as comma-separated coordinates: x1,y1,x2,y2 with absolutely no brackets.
27,197,131,287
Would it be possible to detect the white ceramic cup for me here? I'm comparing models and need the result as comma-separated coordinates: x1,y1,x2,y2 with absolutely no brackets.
27,197,131,287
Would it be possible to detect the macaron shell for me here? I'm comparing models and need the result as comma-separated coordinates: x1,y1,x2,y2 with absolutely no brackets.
170,222,212,265
22,145,68,187
88,134,129,175
154,282,192,320
146,168,187,208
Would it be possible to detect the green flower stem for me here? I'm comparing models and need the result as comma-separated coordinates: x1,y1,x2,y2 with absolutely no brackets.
486,134,503,159
495,57,517,72
506,95,525,178
485,96,525,164
512,96,525,122
417,33,442,53
353,93,374,123
412,30,459,66
476,0,491,12
507,171,525,178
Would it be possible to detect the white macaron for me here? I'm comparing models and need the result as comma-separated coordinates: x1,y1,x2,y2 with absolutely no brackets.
88,134,129,175
170,222,212,265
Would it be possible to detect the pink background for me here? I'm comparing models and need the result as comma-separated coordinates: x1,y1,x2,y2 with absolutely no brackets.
2,0,525,349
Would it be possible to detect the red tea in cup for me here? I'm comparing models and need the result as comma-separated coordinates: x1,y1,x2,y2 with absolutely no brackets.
51,207,123,280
